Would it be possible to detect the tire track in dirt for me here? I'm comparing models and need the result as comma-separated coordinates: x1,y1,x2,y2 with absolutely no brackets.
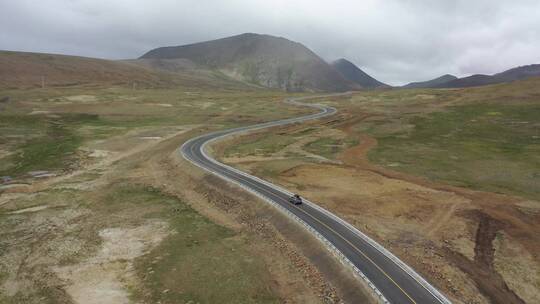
333,113,536,303
444,210,525,304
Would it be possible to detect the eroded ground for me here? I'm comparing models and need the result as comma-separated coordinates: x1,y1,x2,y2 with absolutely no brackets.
217,80,540,304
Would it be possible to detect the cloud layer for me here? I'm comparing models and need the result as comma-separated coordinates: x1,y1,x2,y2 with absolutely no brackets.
1,0,539,85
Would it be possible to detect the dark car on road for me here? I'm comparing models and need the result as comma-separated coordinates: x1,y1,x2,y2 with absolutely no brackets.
288,194,303,205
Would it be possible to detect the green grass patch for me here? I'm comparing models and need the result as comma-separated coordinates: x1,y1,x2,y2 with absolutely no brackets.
102,185,281,304
225,133,297,156
369,102,540,200
0,87,312,179
304,137,357,159
0,116,84,177
304,137,340,159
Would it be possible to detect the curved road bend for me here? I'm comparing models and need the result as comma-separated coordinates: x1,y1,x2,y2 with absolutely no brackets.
181,95,451,304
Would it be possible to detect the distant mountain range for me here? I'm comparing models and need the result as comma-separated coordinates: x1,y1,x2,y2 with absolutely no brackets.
330,58,388,88
403,74,457,89
142,33,540,91
2,32,539,91
403,64,540,89
1,33,390,92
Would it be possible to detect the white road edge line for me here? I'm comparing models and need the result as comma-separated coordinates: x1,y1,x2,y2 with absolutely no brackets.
180,94,452,304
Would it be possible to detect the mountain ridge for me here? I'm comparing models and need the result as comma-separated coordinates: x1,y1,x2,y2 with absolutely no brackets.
438,64,540,88
330,58,388,88
404,64,540,89
140,33,357,92
403,74,457,88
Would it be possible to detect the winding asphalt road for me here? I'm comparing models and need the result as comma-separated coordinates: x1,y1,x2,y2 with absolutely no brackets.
180,95,451,304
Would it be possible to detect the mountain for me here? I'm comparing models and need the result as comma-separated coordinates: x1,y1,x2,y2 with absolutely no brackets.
0,50,250,90
403,74,457,88
440,64,540,88
330,58,388,88
404,64,540,89
495,64,540,82
140,33,356,92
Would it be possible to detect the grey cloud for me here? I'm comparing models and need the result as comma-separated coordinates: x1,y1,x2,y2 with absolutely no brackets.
1,0,539,85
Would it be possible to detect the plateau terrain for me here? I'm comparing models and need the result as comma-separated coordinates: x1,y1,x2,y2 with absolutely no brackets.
1,31,539,304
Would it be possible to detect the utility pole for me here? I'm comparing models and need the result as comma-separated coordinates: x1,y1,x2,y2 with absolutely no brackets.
41,76,45,89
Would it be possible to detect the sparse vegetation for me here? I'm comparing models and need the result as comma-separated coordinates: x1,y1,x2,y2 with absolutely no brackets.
305,137,358,160
0,114,87,177
127,185,279,304
217,78,540,304
0,83,319,303
225,133,298,156
370,102,540,199
0,87,309,177
2,46,539,304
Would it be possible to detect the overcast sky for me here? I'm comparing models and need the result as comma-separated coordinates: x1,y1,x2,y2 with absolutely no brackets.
1,0,539,85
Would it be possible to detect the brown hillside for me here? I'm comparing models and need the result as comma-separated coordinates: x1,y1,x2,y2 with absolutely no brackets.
0,50,249,90
141,33,356,92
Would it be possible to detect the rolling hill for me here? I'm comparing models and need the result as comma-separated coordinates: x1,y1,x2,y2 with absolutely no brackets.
330,58,388,88
140,33,357,92
439,64,540,88
0,50,250,90
403,64,540,89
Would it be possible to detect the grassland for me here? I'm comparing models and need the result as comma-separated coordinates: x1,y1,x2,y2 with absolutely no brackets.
222,78,539,201
305,137,358,160
216,78,540,303
0,182,280,303
0,86,308,178
0,84,324,303
336,79,540,201
0,114,85,176
371,102,540,200
96,184,278,304
125,185,278,304
223,124,354,161
225,133,299,156
3,52,539,304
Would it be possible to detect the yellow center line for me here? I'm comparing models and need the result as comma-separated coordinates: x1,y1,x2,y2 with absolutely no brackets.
191,127,419,303
234,175,418,304
289,203,417,304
